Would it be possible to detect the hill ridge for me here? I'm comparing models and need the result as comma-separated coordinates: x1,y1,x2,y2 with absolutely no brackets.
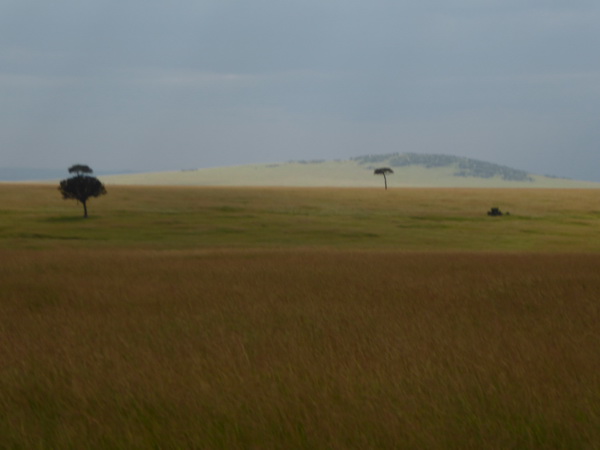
5,153,598,188
95,153,599,188
349,153,533,182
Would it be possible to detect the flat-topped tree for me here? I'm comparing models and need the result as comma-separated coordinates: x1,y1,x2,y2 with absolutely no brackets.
59,165,107,218
374,167,394,190
68,164,93,176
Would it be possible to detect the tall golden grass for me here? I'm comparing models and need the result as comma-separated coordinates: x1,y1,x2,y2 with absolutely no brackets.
2,249,599,448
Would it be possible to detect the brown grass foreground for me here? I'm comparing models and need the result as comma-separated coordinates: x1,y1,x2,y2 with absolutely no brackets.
1,248,599,448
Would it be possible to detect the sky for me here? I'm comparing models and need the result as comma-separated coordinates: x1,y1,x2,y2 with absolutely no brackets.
1,0,599,181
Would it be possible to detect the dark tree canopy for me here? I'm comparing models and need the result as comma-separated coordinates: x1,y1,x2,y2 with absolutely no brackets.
68,164,94,176
374,167,394,190
374,167,394,175
59,166,107,218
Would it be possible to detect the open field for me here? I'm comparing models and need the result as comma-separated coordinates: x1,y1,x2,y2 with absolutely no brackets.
1,184,600,251
1,184,600,448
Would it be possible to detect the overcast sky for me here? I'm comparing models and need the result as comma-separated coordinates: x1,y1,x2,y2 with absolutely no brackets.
2,0,599,180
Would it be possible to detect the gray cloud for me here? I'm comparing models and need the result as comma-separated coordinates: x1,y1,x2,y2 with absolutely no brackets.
1,0,599,180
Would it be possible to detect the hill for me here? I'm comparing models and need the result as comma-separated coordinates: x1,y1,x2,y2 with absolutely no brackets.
100,153,600,188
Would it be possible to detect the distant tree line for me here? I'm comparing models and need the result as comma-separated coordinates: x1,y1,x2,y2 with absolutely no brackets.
352,153,533,182
289,159,327,164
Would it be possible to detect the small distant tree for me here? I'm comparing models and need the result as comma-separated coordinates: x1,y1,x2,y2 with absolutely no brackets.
59,165,107,218
374,167,394,190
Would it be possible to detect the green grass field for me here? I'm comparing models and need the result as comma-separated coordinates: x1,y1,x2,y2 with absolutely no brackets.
2,184,600,251
1,184,599,448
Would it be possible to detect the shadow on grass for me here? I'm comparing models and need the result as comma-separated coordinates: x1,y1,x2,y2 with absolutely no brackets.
16,233,86,240
43,215,98,223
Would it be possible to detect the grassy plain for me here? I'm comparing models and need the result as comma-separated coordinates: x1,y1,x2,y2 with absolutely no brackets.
1,184,600,251
1,184,600,448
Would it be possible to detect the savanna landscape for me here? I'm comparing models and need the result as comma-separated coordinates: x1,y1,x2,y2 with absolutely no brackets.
1,183,599,448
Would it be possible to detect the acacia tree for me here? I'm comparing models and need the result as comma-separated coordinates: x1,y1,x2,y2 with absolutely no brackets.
68,164,93,176
59,164,107,218
374,167,394,190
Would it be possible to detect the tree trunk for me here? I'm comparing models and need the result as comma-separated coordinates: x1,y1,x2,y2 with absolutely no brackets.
383,174,388,190
83,201,88,218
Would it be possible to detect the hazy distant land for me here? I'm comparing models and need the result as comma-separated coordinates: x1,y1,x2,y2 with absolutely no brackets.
3,153,599,188
100,153,600,188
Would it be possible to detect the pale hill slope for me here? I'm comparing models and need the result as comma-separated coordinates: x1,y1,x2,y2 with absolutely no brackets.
101,154,600,188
